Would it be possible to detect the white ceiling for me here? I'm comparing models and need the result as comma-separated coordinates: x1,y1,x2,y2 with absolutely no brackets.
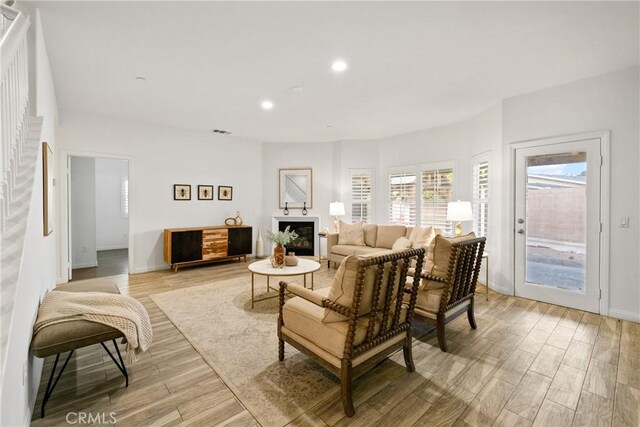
35,1,639,143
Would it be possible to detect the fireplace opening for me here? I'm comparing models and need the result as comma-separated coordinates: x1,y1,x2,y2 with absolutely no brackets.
279,221,314,256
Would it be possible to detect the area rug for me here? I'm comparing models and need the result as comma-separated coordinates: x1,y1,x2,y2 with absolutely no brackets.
149,274,340,427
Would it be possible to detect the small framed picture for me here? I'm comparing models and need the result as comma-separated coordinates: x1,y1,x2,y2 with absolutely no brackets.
218,186,233,201
198,185,214,200
174,184,191,200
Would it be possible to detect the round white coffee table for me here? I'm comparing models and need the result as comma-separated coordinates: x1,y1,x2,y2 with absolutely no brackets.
248,259,321,308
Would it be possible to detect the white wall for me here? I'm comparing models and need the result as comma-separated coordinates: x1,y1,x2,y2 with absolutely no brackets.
260,142,338,255
1,7,59,427
70,157,96,268
95,158,129,251
502,66,640,321
57,111,263,278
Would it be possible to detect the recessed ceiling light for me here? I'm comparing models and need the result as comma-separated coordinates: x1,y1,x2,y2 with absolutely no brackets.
261,100,274,110
134,76,147,83
331,60,348,73
290,85,303,94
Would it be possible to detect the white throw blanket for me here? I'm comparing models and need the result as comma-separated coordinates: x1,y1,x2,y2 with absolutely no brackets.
34,291,153,362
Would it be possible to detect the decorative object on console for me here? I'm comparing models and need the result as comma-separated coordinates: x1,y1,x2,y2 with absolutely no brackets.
279,168,313,209
218,185,233,200
173,184,191,200
267,226,299,268
285,252,299,266
198,185,213,200
446,200,473,236
225,211,243,226
283,202,289,215
42,142,54,236
329,201,345,232
302,202,308,215
256,230,265,258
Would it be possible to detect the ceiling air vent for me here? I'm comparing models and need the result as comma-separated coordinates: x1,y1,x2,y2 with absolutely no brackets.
212,129,232,135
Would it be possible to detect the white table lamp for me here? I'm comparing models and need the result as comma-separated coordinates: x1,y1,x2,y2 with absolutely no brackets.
329,202,345,232
447,200,473,236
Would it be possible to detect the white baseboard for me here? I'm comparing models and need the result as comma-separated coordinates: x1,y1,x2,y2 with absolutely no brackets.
608,309,640,323
96,245,128,251
72,261,98,269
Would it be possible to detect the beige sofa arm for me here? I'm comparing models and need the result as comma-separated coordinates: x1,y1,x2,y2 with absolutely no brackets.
326,233,339,257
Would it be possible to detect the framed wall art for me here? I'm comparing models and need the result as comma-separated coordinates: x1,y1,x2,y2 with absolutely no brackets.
218,186,233,201
279,168,312,209
173,184,191,200
42,142,54,236
198,185,214,200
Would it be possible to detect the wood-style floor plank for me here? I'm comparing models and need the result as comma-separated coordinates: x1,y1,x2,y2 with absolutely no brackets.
30,261,638,427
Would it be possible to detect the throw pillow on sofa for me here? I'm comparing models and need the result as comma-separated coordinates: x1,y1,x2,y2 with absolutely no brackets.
338,221,365,246
392,236,413,251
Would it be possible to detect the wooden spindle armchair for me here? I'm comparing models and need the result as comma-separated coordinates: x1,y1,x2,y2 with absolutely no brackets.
410,235,486,352
278,248,425,417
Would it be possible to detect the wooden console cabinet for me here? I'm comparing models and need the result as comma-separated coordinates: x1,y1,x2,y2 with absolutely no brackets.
164,225,252,272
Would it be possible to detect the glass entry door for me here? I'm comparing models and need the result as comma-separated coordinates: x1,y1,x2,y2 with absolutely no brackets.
514,138,601,312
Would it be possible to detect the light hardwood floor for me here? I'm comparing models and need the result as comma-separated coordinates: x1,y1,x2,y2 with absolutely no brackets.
31,260,640,427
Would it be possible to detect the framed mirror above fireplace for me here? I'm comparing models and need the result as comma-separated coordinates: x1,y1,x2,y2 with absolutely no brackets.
279,168,313,209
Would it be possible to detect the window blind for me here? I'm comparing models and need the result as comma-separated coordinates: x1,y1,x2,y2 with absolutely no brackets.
420,168,454,234
472,160,489,239
388,172,417,226
350,170,374,223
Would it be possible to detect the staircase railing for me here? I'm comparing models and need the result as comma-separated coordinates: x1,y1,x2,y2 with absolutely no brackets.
0,4,30,233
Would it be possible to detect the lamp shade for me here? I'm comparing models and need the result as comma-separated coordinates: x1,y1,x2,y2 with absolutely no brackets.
329,201,345,216
447,201,473,221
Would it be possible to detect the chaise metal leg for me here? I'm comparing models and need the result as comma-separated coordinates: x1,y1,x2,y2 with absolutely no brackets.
41,350,75,418
101,340,129,387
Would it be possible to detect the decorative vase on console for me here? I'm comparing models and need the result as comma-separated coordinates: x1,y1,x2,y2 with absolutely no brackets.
267,226,299,268
285,252,299,266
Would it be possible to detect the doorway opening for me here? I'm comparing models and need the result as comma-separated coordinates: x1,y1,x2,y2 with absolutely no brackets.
69,156,130,281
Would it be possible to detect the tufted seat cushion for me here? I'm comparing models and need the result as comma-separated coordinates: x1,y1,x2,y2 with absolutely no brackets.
31,279,124,358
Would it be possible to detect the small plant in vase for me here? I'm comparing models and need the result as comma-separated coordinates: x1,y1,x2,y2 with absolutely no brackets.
267,226,298,268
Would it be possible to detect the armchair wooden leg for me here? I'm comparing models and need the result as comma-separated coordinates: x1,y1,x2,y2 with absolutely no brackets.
436,313,448,352
340,360,355,417
467,298,477,330
277,319,285,361
403,334,415,372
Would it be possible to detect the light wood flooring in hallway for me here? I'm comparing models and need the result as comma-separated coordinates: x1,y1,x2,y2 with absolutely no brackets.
31,260,640,427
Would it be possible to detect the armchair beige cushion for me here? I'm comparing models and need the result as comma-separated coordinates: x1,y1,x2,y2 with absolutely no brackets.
408,226,436,248
338,221,365,246
322,254,403,323
426,232,476,278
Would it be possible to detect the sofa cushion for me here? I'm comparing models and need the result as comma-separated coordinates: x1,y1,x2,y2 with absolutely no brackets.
363,224,378,247
31,279,123,358
338,221,365,246
375,225,407,249
426,232,476,279
392,236,412,251
354,246,386,256
331,245,359,257
323,255,405,323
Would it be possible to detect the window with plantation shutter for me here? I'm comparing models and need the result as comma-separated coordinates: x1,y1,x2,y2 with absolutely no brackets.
349,169,374,223
420,168,454,234
388,172,417,226
472,157,489,239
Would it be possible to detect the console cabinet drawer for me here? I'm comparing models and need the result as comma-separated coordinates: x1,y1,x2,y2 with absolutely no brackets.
203,229,228,259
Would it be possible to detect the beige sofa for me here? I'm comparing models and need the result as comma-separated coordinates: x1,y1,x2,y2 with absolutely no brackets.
326,224,441,267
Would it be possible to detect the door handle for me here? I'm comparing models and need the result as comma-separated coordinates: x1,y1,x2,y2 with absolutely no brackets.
517,229,525,234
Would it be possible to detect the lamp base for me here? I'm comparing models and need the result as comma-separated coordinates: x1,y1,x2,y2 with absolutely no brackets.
333,216,340,233
455,222,463,236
